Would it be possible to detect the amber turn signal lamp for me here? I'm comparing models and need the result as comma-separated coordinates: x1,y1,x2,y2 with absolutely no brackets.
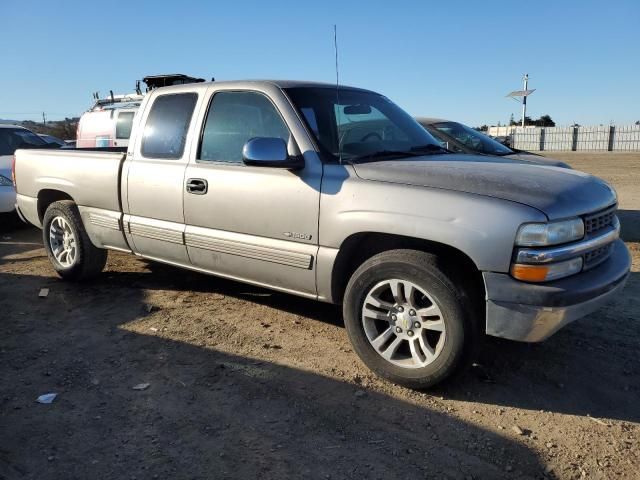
511,264,549,282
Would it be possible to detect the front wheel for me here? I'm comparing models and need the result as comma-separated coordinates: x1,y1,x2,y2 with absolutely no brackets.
343,249,476,389
42,200,107,281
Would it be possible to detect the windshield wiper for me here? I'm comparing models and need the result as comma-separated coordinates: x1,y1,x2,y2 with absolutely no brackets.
350,144,449,163
350,150,425,163
409,144,452,154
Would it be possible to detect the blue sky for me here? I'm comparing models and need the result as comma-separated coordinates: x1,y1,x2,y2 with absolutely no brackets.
2,0,638,126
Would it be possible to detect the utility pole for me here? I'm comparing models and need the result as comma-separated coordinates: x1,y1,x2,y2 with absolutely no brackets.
42,112,47,125
521,74,528,127
506,75,535,128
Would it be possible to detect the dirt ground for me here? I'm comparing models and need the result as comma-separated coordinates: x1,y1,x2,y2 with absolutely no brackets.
1,153,638,480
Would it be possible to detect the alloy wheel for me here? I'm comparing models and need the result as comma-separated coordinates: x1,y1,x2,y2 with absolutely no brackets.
361,278,446,369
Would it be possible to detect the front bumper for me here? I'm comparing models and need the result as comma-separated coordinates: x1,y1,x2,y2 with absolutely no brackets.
484,239,631,342
0,186,16,213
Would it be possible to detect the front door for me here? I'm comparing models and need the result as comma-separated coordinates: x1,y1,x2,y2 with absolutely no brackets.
124,91,201,265
183,87,322,297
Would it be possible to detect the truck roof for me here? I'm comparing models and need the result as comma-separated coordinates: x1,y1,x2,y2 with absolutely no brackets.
150,79,374,94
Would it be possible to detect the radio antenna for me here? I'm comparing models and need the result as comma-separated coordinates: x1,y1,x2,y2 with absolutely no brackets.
334,24,342,164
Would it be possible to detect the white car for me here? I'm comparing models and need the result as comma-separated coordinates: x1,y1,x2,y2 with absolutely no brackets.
0,124,50,213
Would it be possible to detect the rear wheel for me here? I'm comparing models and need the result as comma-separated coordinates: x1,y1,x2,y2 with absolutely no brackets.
343,249,476,389
42,201,107,280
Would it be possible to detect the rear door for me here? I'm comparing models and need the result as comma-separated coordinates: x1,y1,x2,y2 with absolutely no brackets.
182,85,322,296
123,89,203,265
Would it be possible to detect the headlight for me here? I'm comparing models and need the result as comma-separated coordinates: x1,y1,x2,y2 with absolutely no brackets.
515,218,584,246
511,257,583,282
0,175,13,186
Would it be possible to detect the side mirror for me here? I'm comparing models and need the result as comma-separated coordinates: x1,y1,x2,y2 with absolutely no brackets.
242,137,303,169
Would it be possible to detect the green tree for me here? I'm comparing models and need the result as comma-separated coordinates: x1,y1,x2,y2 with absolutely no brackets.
535,115,555,127
510,116,533,126
510,114,555,127
22,117,79,140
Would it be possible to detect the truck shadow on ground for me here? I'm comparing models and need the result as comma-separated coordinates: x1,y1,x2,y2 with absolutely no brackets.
440,271,640,422
123,259,640,424
4,227,639,430
0,224,46,265
0,268,546,479
0,213,30,234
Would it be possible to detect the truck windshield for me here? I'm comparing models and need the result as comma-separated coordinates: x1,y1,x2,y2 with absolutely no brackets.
432,122,514,155
285,87,444,163
0,127,47,155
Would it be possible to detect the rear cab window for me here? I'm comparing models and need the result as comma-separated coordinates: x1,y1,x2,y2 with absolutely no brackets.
141,93,198,159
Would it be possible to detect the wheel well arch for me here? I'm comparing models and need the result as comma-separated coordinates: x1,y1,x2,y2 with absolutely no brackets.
37,189,74,223
330,232,485,306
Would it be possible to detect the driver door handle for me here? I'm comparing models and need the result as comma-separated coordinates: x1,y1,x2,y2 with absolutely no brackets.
186,178,208,195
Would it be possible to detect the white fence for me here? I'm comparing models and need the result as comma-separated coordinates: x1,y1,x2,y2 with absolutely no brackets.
488,124,640,151
613,125,640,151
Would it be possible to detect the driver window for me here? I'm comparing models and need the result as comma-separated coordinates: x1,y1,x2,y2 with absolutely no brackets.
199,91,290,163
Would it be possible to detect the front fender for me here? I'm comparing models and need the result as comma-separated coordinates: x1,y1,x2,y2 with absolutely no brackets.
319,165,547,273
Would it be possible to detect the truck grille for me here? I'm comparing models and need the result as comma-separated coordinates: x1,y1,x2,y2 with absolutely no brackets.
584,244,613,270
581,205,618,270
584,206,616,235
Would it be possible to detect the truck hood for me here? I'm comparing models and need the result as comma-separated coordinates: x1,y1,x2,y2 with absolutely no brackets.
503,152,571,169
351,154,616,220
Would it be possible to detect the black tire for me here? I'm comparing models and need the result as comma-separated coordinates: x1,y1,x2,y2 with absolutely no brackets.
42,200,107,281
343,249,477,389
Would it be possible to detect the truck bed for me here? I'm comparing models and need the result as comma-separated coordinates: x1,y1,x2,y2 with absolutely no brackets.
14,148,126,228
15,149,129,251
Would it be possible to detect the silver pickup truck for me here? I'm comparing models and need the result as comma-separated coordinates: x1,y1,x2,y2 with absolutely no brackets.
14,80,631,388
